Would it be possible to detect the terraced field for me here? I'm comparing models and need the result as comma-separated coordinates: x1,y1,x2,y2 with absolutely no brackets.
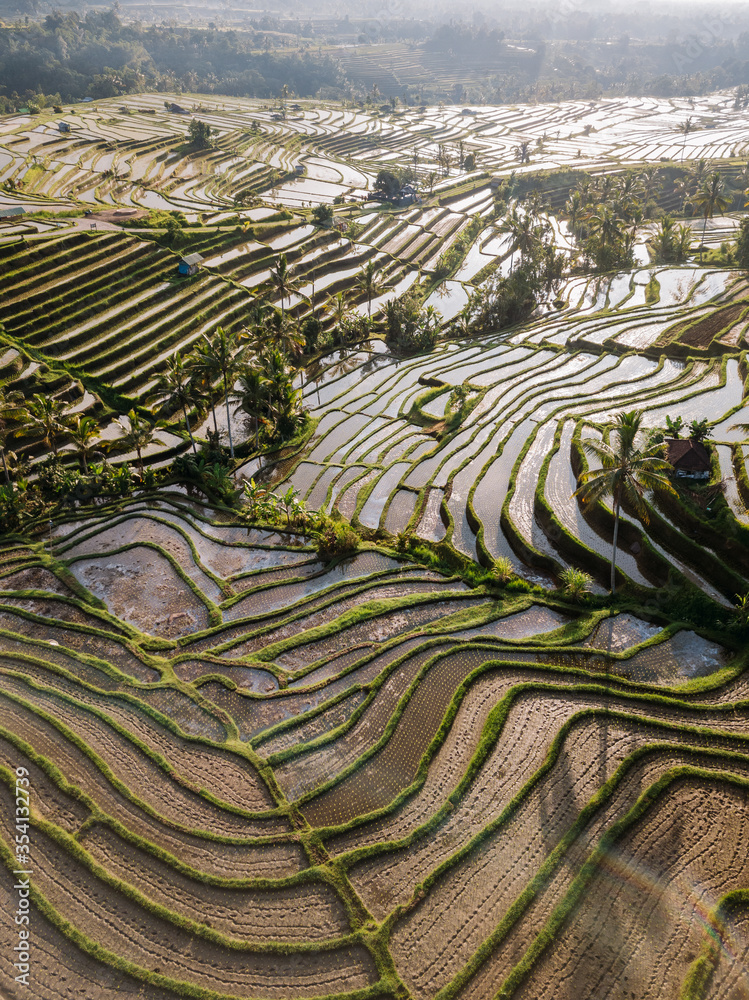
3,89,749,997
0,494,745,1000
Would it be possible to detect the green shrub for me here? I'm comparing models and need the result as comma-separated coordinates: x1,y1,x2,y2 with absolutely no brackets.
315,519,359,561
559,566,593,602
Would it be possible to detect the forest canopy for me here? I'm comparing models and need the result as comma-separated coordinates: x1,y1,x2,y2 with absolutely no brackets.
0,11,346,110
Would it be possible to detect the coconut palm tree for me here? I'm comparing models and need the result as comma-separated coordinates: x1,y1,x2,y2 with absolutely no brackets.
233,364,269,450
267,310,304,360
673,177,694,215
326,290,349,333
639,166,662,205
66,414,99,473
498,206,526,272
587,205,627,249
25,394,68,457
564,190,586,238
271,253,300,317
692,172,731,260
148,352,199,456
678,116,695,161
574,410,674,594
357,259,383,317
514,140,532,164
0,387,26,485
197,326,244,460
113,409,164,479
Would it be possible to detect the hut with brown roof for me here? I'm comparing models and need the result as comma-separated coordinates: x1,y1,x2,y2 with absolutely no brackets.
666,438,711,479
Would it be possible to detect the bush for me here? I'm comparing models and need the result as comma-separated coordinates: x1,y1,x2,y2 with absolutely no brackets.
559,566,593,602
490,556,515,584
315,519,359,560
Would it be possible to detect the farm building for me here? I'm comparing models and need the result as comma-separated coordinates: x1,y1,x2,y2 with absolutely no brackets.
178,252,203,276
666,438,711,479
58,121,70,132
0,206,25,220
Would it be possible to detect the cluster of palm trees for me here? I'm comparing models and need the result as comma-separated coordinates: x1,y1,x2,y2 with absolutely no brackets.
150,322,305,462
0,315,309,493
498,200,553,272
563,172,655,270
0,389,104,486
562,162,737,270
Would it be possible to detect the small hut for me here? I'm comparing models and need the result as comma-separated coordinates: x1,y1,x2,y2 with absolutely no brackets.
178,252,203,276
666,439,711,480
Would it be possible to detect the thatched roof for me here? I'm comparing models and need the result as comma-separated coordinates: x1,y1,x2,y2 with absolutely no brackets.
666,438,710,473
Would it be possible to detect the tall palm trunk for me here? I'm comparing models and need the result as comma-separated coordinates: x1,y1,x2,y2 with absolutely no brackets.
700,213,709,261
183,402,197,456
223,374,234,459
1,445,9,486
611,493,621,594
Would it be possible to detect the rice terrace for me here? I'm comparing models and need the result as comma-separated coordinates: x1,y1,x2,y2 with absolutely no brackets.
4,84,749,1000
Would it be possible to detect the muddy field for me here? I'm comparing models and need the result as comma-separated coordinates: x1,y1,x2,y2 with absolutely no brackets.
0,494,746,1000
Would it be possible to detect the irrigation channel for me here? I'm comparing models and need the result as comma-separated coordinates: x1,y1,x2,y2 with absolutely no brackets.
2,91,749,1000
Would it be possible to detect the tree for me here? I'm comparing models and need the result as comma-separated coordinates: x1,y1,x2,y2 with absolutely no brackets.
514,140,532,164
688,418,713,443
148,352,199,456
187,119,211,148
0,387,25,485
311,203,334,227
25,394,67,457
233,364,268,450
356,259,383,317
373,169,401,202
649,215,691,264
267,309,304,359
736,217,749,270
665,415,684,438
198,326,244,460
574,410,674,594
692,172,730,259
326,290,349,332
66,413,99,473
113,409,164,479
271,253,300,317
678,116,694,161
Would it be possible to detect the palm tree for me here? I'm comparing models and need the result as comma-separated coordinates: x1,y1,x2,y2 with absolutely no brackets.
187,343,221,438
514,140,532,164
0,387,26,485
678,116,694,161
148,352,199,456
574,410,674,594
639,166,662,204
691,158,709,193
673,177,693,215
271,253,300,317
25,394,68,457
564,190,586,238
587,205,627,249
198,326,244,460
692,172,731,260
498,206,525,272
233,364,268,450
113,409,164,479
67,414,99,473
267,310,304,360
357,259,383,317
326,290,349,333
